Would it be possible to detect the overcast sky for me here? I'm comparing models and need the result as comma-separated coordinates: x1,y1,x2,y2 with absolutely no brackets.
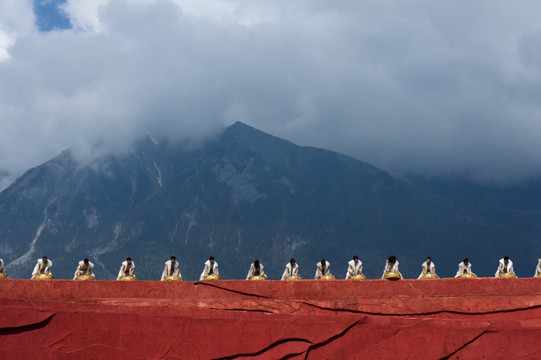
1,0,541,189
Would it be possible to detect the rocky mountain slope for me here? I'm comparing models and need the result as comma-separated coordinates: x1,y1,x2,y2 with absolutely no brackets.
1,122,540,279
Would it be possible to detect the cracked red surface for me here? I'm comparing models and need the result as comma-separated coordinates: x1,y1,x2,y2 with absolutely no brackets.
1,278,541,359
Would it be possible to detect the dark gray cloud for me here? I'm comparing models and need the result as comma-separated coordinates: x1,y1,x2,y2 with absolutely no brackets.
1,0,541,189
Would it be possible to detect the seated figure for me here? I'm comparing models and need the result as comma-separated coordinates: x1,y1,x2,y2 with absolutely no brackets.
281,258,301,280
117,257,136,281
74,258,95,280
161,256,182,281
0,258,7,279
495,256,516,278
418,257,439,279
382,256,403,280
246,260,266,280
200,256,220,280
315,259,335,280
455,258,477,278
31,256,53,280
346,256,365,279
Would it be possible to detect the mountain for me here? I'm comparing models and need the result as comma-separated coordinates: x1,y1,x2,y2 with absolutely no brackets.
1,122,540,279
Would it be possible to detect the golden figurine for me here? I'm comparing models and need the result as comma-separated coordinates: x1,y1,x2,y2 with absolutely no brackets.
285,274,302,281
249,275,267,281
164,275,182,281
203,274,221,281
420,273,439,279
76,274,95,281
118,275,137,281
499,272,516,279
318,274,336,280
35,273,54,280
383,271,402,280
457,273,477,279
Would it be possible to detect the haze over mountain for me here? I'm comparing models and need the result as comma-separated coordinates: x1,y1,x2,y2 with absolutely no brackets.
1,122,540,280
3,1,541,191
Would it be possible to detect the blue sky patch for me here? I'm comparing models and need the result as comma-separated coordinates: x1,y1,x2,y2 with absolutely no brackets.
34,0,71,31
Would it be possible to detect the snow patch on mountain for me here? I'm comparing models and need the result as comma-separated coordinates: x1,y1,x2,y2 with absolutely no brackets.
8,209,49,267
275,176,297,194
154,162,163,187
84,207,100,228
213,159,267,203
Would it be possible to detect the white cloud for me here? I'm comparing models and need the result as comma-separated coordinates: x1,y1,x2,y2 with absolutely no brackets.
0,28,15,61
0,0,35,61
60,0,109,33
1,0,541,188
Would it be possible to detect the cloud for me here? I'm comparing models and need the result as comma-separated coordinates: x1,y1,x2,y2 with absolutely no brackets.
0,0,34,61
60,0,108,32
1,0,541,189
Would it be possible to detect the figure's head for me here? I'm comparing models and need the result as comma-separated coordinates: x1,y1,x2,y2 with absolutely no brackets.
504,256,509,264
209,256,214,264
353,255,359,263
426,257,431,264
127,257,132,264
42,256,48,264
290,258,296,266
320,259,326,266
388,256,396,263
84,258,89,265
463,258,469,265
170,256,176,263
254,260,260,268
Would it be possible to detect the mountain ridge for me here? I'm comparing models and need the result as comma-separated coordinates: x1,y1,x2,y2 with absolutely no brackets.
1,122,540,280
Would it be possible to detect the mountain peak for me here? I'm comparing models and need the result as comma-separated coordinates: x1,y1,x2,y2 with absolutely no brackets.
220,121,297,153
223,121,267,139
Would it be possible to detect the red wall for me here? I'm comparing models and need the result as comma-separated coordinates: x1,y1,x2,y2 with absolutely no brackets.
2,278,541,359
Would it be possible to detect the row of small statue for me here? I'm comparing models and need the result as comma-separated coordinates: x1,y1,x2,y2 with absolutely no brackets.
2,255,541,281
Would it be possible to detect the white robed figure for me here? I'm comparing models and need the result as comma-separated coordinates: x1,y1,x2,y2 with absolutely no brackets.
0,258,6,278
246,260,266,280
346,256,363,279
161,256,181,281
315,259,332,279
417,257,438,279
31,256,53,279
382,256,402,279
73,258,94,280
199,257,219,280
281,258,300,280
455,258,476,278
495,256,516,278
117,258,135,280
536,259,541,277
